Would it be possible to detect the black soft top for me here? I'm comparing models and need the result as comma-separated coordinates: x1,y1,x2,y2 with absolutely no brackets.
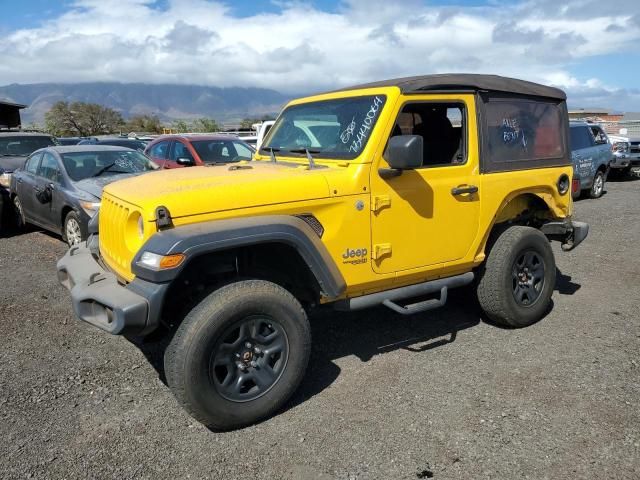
333,74,566,100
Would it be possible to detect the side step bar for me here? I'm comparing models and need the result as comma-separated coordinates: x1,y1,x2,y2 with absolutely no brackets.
334,272,474,315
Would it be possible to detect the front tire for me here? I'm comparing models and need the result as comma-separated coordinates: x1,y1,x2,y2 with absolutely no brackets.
589,170,605,198
63,211,84,246
164,280,311,431
477,226,556,328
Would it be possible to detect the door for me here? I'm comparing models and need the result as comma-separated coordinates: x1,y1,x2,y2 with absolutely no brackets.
570,125,596,188
370,96,480,274
15,152,42,221
31,152,63,228
590,126,612,171
169,140,195,166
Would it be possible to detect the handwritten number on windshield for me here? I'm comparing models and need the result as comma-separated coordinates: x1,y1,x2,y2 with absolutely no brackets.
349,96,384,153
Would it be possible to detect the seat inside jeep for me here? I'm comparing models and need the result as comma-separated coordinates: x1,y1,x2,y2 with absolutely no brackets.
392,103,464,166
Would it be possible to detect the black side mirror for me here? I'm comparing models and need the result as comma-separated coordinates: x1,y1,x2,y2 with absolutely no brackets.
176,157,194,166
380,135,423,179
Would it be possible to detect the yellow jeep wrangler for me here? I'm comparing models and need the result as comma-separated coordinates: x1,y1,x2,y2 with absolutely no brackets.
57,74,588,430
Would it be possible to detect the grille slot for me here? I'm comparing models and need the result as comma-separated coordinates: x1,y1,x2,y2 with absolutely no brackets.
99,195,137,279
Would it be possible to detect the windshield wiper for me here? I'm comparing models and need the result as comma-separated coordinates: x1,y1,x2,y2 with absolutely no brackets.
92,163,118,177
288,148,321,169
0,153,26,157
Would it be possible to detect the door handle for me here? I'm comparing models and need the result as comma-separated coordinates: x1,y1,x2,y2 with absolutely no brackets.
451,185,478,196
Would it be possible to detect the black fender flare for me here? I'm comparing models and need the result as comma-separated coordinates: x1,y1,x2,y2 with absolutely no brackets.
131,215,346,299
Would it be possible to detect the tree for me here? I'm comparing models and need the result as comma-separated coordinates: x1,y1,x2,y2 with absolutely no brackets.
125,114,163,134
170,119,190,133
44,101,124,137
191,118,219,133
240,115,276,129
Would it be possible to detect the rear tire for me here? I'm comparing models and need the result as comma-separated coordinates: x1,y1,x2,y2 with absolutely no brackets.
477,226,556,328
13,195,26,229
589,171,605,198
164,280,311,431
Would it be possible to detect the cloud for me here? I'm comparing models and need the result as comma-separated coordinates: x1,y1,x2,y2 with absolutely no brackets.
0,0,639,109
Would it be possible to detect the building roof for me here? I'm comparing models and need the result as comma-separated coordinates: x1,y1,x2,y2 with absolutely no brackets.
622,112,640,121
332,74,566,100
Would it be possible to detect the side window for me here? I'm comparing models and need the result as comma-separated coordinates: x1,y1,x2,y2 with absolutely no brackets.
25,153,42,174
38,153,62,182
149,141,170,159
590,126,608,145
569,127,594,151
233,142,253,160
484,98,564,164
171,141,194,161
390,102,466,167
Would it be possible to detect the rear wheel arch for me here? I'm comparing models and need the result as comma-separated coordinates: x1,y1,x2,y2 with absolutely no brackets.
477,192,554,259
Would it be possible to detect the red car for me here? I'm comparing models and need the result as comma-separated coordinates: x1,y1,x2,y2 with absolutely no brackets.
144,134,255,168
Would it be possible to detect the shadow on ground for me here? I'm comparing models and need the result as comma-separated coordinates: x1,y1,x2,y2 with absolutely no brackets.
130,267,580,422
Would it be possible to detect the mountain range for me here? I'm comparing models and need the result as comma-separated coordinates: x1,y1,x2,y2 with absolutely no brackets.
0,82,293,125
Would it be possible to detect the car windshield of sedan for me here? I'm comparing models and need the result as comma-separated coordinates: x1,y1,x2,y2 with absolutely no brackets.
0,136,56,156
261,95,386,159
190,140,254,164
61,150,158,181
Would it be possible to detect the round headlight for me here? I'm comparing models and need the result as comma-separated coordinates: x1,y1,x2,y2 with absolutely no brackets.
557,174,570,195
125,211,145,252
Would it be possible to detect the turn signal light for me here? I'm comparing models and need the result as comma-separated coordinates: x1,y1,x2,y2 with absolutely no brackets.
138,251,185,270
159,254,185,269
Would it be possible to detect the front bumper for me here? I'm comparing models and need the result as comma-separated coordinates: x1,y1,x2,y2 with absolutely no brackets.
57,242,167,335
540,220,589,252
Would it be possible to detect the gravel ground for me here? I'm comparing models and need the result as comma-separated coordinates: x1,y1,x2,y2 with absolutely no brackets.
1,176,639,480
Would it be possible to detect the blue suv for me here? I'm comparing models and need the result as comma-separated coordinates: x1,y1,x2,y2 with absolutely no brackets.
569,122,612,199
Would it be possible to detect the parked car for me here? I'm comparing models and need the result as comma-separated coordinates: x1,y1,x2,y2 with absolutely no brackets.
607,134,632,175
58,74,588,431
10,145,157,246
0,132,57,228
569,122,611,199
57,137,96,146
145,134,254,168
77,137,147,152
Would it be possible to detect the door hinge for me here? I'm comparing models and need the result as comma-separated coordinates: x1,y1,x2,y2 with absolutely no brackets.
372,243,392,260
371,195,391,213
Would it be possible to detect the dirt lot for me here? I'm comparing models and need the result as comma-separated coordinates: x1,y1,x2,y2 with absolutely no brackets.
1,177,639,480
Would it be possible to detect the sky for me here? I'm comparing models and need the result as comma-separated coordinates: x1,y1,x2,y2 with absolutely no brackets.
0,0,639,110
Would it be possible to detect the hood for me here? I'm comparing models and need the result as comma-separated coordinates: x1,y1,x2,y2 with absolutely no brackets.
103,161,334,219
74,173,138,199
0,155,27,173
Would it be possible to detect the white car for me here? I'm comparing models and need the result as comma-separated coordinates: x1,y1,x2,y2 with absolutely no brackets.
608,134,635,174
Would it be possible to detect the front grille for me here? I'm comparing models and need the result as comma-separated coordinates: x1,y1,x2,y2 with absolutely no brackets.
99,194,136,280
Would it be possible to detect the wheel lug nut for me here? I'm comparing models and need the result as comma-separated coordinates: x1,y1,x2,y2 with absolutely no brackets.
253,347,262,354
250,360,258,368
236,362,246,371
245,342,252,349
235,353,241,358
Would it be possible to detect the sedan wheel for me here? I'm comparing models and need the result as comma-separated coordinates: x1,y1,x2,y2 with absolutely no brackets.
64,213,83,246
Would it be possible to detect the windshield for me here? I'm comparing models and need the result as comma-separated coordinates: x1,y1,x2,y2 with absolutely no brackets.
191,140,254,164
61,150,158,181
0,136,55,156
262,95,386,159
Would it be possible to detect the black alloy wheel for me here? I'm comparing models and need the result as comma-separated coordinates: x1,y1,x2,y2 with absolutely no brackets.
210,315,289,402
